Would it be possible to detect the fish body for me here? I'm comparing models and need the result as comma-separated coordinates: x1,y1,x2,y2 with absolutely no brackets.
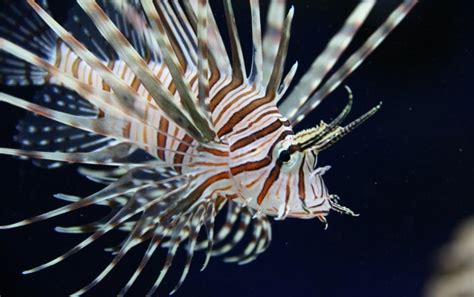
0,0,416,295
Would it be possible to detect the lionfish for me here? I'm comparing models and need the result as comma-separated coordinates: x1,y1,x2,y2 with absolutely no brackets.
0,0,416,295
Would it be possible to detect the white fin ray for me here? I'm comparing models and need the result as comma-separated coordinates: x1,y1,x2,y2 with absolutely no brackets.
0,38,167,132
183,0,232,77
170,203,206,295
200,201,217,271
249,0,264,86
279,1,376,119
27,1,154,122
291,0,417,125
223,0,247,81
140,0,216,141
162,0,197,67
147,216,189,296
262,0,286,88
211,208,252,257
277,61,298,100
0,170,150,230
29,0,204,142
265,6,294,99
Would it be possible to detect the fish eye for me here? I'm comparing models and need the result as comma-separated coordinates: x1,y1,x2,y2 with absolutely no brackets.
278,150,291,163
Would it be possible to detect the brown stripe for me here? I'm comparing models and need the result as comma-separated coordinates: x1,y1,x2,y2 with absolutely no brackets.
160,171,230,223
208,57,221,88
156,6,188,71
217,94,275,137
173,134,194,173
231,109,280,136
120,62,128,80
142,125,148,146
245,173,264,189
197,147,229,157
213,86,256,125
54,40,63,69
130,75,141,91
226,194,239,200
285,174,292,206
157,117,169,161
209,77,243,112
230,119,284,152
72,57,81,78
122,121,132,138
256,164,281,205
230,131,292,176
298,155,306,201
102,60,115,92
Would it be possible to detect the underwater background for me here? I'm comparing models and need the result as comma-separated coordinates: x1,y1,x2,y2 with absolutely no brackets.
0,0,473,296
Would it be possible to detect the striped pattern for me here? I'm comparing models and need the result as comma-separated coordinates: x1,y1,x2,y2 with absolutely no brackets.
0,0,416,295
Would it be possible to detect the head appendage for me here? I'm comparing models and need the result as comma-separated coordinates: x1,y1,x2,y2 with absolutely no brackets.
315,102,382,152
298,86,353,150
298,87,382,152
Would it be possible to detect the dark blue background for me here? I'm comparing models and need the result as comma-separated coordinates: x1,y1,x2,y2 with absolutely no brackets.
1,1,473,296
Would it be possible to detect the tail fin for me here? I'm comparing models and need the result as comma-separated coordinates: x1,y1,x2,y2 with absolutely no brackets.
0,0,56,86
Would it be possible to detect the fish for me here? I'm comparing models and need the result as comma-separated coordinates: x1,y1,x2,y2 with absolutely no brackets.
0,0,416,295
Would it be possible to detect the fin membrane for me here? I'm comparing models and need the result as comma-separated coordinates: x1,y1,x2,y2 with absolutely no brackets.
0,0,55,86
15,85,114,168
64,1,157,62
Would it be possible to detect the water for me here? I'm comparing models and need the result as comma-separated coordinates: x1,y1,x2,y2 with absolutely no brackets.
0,1,473,296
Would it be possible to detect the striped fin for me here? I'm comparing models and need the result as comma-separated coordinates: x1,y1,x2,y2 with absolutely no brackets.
249,0,264,86
28,1,204,142
277,61,298,99
100,1,160,61
15,86,113,168
21,179,189,277
200,202,217,271
211,207,252,257
170,204,206,294
27,2,155,123
279,1,376,120
262,0,286,88
0,143,138,167
291,0,417,125
139,0,216,141
108,1,163,61
265,6,294,99
160,1,197,67
223,0,247,81
0,37,168,133
224,215,267,264
151,1,192,70
183,0,232,76
196,0,212,123
66,1,160,62
0,0,55,85
74,0,210,142
203,2,233,77
0,85,197,154
72,206,171,295
0,170,151,230
23,194,148,276
64,2,117,62
210,202,240,246
119,224,169,296
0,91,151,148
147,216,189,296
